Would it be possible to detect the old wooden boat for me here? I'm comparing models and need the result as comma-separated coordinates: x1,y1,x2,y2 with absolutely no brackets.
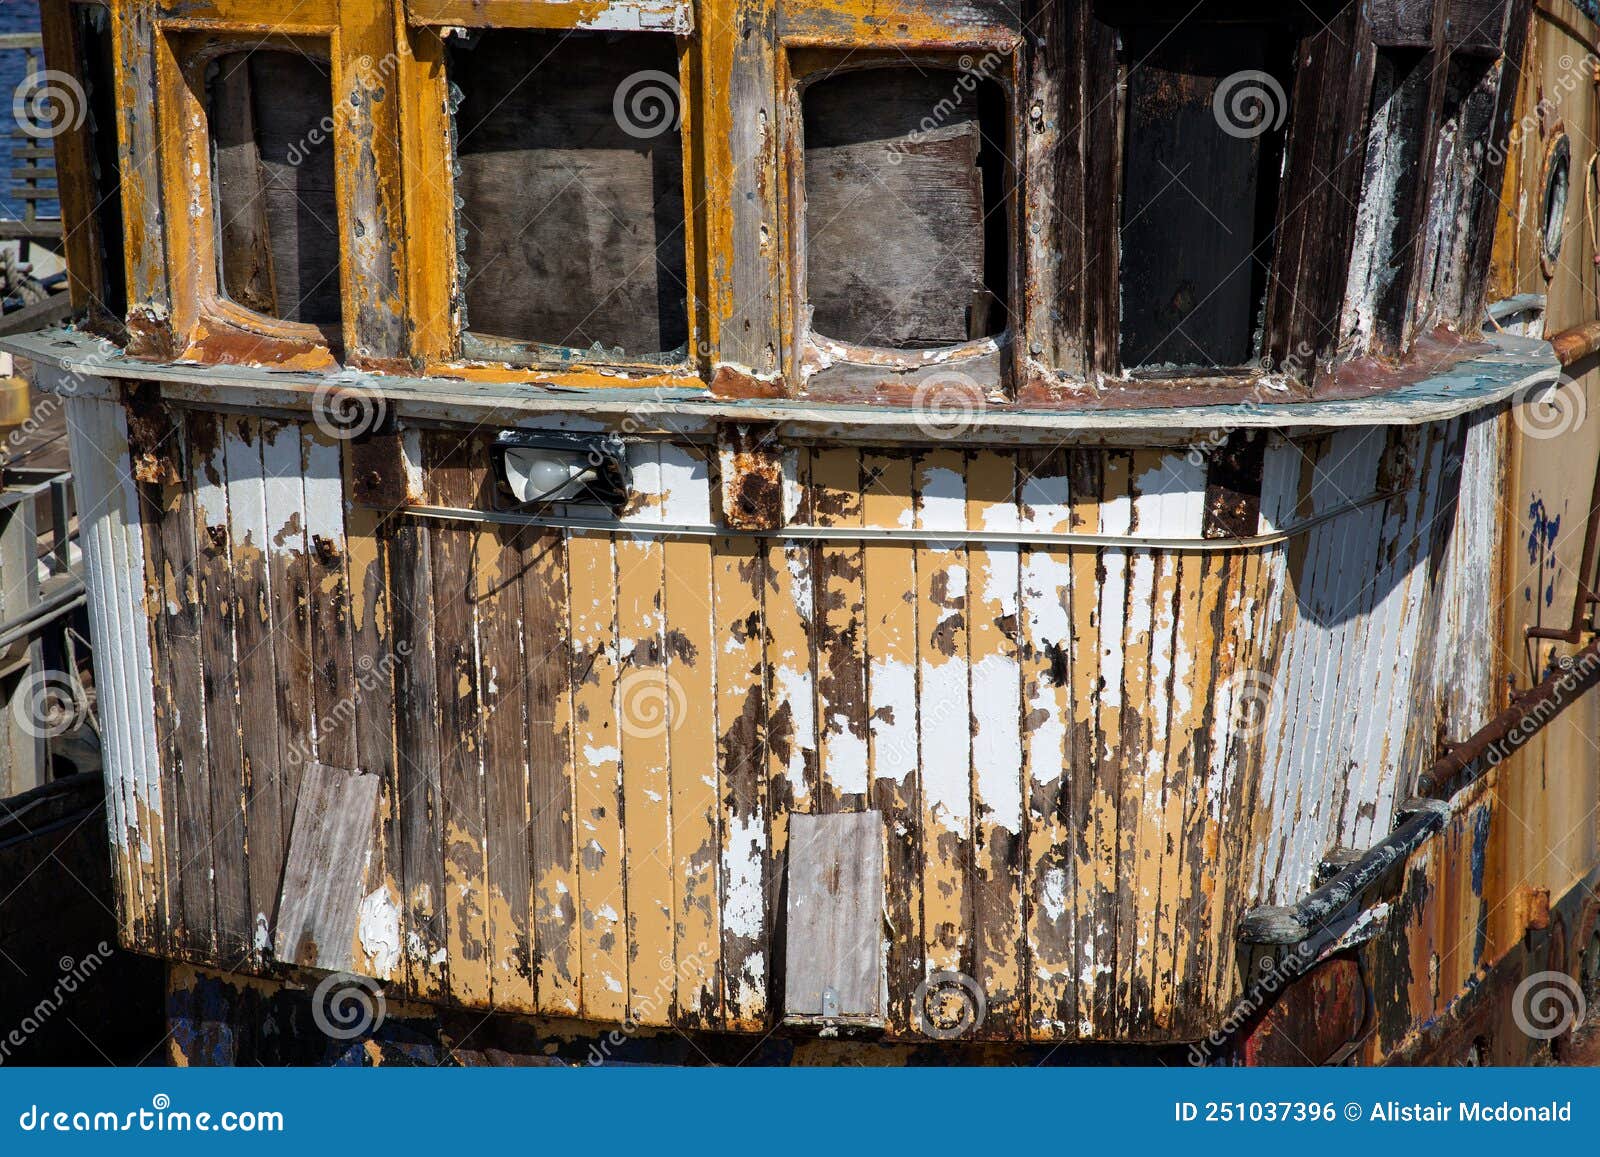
9,0,1600,1064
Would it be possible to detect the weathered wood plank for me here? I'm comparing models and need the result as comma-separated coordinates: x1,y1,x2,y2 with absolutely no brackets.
426,435,492,1005
965,449,1023,1037
477,513,535,1011
273,762,381,972
715,535,767,1029
915,450,973,996
661,444,722,1026
811,448,867,812
1018,450,1076,1037
1092,452,1131,1036
340,443,402,983
187,411,252,963
523,526,581,1015
781,810,886,1025
567,522,628,1020
390,511,448,1000
616,444,676,1025
860,451,920,1034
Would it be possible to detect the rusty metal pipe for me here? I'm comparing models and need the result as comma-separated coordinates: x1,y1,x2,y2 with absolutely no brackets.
1419,631,1600,795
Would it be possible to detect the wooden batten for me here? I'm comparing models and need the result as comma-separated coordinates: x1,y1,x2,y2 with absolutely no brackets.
274,762,382,972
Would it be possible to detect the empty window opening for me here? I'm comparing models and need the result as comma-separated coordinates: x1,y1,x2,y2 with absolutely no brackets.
1118,25,1290,370
801,66,1010,350
448,30,689,361
206,50,341,326
75,3,125,322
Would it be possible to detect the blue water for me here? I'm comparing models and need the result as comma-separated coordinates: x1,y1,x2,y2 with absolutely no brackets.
0,1,54,222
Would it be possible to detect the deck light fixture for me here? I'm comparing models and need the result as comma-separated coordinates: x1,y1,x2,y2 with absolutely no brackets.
493,430,631,512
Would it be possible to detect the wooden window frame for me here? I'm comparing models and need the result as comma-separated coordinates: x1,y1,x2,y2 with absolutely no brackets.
398,1,705,390
154,27,345,369
778,44,1023,401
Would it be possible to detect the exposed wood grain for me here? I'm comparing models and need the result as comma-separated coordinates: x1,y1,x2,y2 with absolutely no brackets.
811,448,868,812
426,434,491,1005
661,444,722,1025
523,525,581,1015
476,514,535,1011
567,520,628,1021
965,450,1024,1036
187,411,252,964
781,810,885,1024
860,451,920,1033
915,450,973,992
449,31,688,356
802,70,989,349
273,762,380,971
616,444,676,1025
389,513,448,999
222,416,284,960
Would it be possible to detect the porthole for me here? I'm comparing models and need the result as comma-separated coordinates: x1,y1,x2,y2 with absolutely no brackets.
1541,133,1571,276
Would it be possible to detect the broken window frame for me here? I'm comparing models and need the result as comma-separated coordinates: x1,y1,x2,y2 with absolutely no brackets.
399,0,705,388
154,29,345,368
779,43,1023,399
39,0,124,337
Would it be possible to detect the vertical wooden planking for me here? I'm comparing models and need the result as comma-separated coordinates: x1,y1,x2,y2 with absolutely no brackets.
150,420,214,955
616,443,676,1026
476,511,535,1011
426,434,492,1006
1114,450,1161,1036
187,411,251,963
715,534,767,1030
390,510,448,1001
341,441,402,985
260,423,312,892
568,517,628,1021
303,429,359,772
1066,450,1108,1038
661,444,721,1025
861,450,920,1034
761,444,812,832
1093,451,1131,1035
523,524,581,1016
812,447,868,812
1129,452,1204,1032
222,416,283,961
1018,450,1076,1037
965,450,1023,1037
763,445,815,1018
915,449,973,994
